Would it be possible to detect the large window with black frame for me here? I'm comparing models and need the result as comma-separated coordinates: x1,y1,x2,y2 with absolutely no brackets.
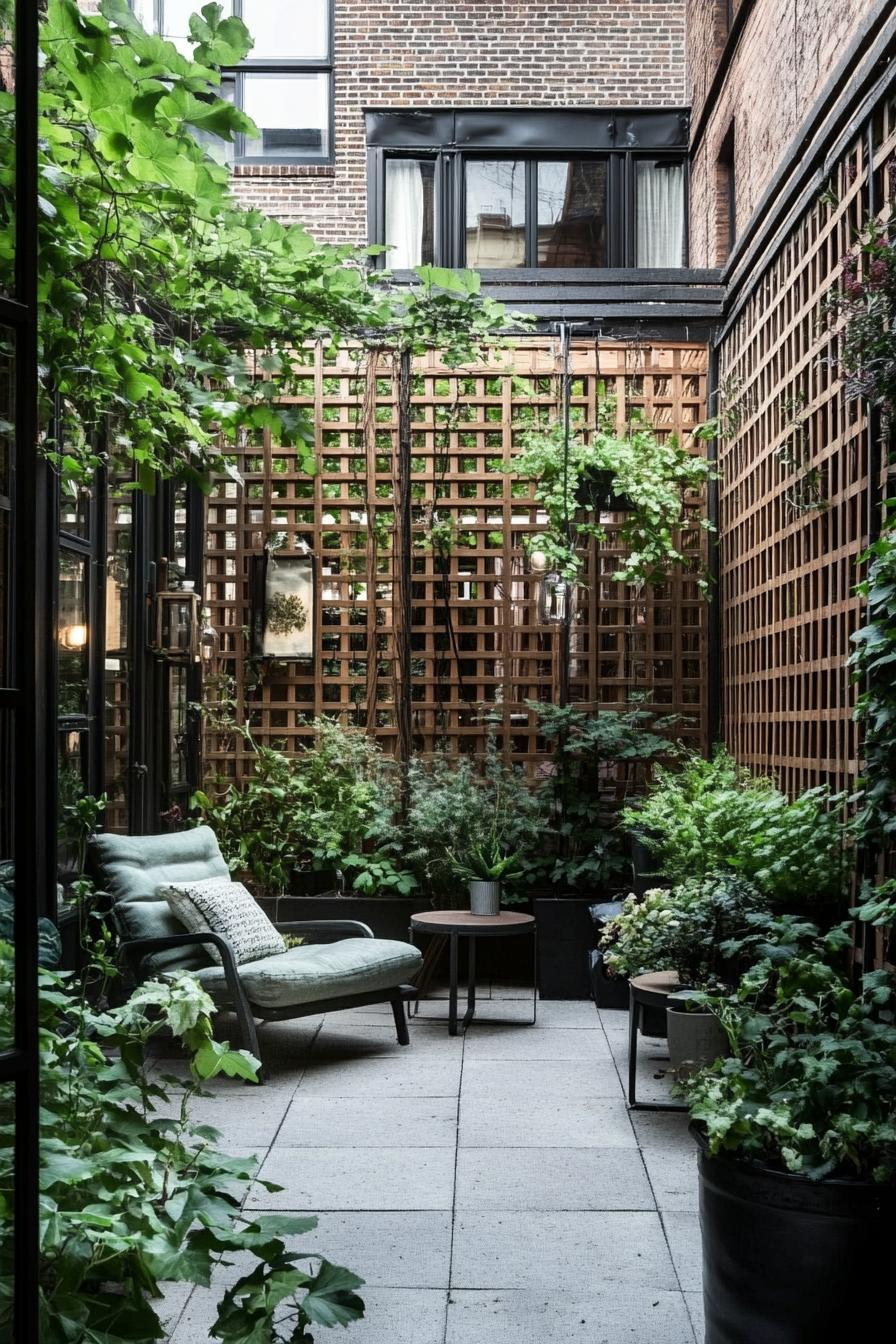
368,109,689,272
133,0,335,164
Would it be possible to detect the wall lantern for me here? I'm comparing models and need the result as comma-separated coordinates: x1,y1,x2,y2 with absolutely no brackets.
60,623,88,650
538,571,575,625
153,579,200,662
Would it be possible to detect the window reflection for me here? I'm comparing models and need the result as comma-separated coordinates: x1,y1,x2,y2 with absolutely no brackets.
57,552,88,719
242,73,330,161
104,489,131,832
538,160,607,267
465,161,526,268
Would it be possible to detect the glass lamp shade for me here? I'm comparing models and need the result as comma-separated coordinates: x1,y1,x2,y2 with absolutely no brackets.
538,571,575,624
199,610,221,671
154,591,200,661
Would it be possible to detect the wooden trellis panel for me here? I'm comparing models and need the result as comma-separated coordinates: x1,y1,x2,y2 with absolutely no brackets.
717,88,896,798
203,338,709,781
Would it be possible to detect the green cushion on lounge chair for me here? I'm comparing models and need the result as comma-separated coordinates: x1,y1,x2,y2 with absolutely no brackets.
89,826,231,971
193,937,423,1010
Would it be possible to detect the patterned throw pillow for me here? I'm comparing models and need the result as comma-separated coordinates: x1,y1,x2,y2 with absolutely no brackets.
159,877,286,967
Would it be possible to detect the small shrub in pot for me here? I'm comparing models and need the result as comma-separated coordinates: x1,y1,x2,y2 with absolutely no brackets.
681,918,896,1344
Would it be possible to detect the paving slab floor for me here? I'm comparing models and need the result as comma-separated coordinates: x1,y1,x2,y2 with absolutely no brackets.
158,986,703,1344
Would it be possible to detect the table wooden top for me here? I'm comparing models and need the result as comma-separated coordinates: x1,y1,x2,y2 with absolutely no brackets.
629,969,683,999
410,909,536,935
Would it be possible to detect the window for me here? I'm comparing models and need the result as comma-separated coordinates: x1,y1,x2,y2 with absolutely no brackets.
385,159,436,268
716,122,736,263
135,0,334,165
537,160,607,267
635,160,685,267
368,110,689,271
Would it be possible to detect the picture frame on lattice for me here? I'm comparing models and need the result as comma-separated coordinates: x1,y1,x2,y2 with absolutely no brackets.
249,548,317,660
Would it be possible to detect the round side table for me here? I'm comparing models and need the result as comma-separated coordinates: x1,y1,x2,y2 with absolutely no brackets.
409,910,537,1036
627,970,687,1112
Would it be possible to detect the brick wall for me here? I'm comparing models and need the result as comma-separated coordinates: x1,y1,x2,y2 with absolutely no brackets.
230,1,687,244
687,0,875,266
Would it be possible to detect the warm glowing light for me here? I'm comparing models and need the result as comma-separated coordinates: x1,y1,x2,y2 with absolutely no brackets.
62,624,88,649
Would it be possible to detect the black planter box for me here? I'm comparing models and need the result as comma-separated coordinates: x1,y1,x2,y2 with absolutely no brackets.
534,895,598,1000
259,893,416,943
266,893,535,982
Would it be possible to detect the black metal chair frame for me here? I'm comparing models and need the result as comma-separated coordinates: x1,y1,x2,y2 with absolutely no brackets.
118,918,415,1081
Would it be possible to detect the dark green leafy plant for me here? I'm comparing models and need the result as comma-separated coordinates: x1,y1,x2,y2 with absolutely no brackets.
682,918,896,1182
448,840,524,884
532,702,678,892
0,0,394,490
0,1,522,494
849,521,896,845
509,400,715,588
0,945,365,1342
404,741,546,904
194,717,415,897
620,749,850,908
600,875,767,986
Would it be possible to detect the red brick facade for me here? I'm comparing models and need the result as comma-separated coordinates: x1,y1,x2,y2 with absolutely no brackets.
686,0,874,267
229,1,687,244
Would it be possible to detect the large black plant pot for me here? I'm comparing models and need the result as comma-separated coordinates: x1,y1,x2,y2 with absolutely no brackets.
696,1132,896,1343
534,895,597,999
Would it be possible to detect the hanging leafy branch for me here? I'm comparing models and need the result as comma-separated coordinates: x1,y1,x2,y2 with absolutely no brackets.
509,399,715,589
850,516,896,844
1,1,524,493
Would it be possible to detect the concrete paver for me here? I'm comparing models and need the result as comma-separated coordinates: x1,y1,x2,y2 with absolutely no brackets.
165,996,701,1344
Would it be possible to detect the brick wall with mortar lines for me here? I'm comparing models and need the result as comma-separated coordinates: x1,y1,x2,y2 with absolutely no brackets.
230,0,687,243
687,0,875,266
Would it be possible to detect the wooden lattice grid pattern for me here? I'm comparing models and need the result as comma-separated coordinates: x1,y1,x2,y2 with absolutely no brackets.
203,338,709,782
717,88,896,799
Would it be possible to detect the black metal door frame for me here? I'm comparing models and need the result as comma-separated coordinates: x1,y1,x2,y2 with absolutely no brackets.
0,0,45,1338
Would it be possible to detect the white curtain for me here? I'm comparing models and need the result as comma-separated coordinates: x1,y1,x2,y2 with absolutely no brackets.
385,160,425,269
636,161,685,267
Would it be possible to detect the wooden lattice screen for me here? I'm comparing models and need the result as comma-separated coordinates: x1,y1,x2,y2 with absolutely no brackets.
203,338,709,783
717,87,896,798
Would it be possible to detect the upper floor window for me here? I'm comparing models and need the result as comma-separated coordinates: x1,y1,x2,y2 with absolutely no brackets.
367,109,689,272
134,0,334,164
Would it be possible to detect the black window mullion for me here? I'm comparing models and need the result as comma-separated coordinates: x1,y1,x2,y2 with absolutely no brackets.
526,160,538,269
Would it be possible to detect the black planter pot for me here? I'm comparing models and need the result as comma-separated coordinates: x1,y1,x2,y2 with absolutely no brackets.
534,895,597,999
696,1131,896,1343
575,467,630,514
588,949,629,1010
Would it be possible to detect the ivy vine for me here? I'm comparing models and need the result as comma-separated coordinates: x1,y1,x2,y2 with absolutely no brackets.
509,399,715,589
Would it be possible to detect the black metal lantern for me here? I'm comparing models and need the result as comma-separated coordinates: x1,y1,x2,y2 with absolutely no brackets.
153,582,200,662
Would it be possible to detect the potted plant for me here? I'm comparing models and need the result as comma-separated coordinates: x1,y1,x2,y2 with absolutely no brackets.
529,702,677,999
509,398,716,591
448,840,523,916
620,748,851,921
681,917,896,1343
193,718,418,938
600,876,766,1064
